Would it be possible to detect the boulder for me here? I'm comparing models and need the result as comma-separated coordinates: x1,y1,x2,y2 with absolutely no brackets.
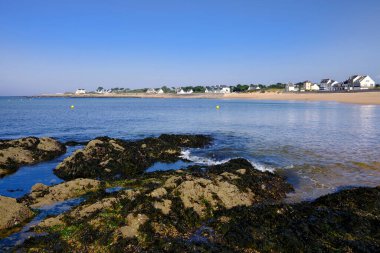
22,178,101,208
54,134,212,180
0,196,33,231
0,137,66,177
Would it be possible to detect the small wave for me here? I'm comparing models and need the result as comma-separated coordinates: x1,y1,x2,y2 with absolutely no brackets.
180,150,275,172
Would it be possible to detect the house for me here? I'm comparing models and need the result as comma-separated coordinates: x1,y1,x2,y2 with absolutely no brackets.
248,85,261,91
176,88,186,94
146,88,157,94
311,83,320,91
75,89,86,94
303,81,313,91
156,88,164,94
342,75,376,90
285,83,296,92
220,86,231,93
186,89,194,94
320,79,339,91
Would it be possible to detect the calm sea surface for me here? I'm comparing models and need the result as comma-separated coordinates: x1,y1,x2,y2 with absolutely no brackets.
1,97,380,201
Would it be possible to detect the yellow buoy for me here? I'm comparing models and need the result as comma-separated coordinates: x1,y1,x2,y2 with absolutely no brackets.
216,105,220,109
70,105,75,109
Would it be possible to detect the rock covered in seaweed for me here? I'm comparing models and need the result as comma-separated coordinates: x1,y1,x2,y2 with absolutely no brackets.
209,186,380,252
21,178,102,208
21,158,293,252
24,185,380,252
54,134,212,180
0,196,34,232
0,137,66,177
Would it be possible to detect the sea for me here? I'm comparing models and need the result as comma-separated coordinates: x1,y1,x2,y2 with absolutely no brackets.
1,96,380,202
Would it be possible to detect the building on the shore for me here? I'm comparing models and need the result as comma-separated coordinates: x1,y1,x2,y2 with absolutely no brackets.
176,88,186,94
320,79,339,91
285,83,296,92
342,75,376,90
248,85,261,91
75,89,86,94
311,83,320,91
156,88,164,94
303,81,313,91
205,85,230,93
220,85,231,93
146,88,156,94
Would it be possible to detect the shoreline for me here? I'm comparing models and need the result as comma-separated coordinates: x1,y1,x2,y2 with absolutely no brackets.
34,91,380,105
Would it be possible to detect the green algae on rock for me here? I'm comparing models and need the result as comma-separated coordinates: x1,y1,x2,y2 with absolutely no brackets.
53,134,212,180
0,137,66,177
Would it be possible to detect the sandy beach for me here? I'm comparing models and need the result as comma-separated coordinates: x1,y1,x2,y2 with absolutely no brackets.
39,91,380,105
224,91,380,105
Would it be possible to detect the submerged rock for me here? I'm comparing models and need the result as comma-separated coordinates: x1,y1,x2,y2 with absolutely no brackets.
54,134,212,180
0,137,66,177
21,178,101,208
0,196,34,232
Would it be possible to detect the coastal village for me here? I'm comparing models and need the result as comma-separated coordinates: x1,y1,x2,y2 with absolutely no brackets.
74,74,379,95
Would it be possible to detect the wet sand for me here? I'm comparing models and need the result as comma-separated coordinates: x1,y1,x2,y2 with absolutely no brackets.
38,91,380,105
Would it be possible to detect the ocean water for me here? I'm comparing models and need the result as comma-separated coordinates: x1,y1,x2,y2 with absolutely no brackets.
1,96,380,201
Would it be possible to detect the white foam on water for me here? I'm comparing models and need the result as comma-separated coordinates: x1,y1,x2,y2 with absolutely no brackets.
180,150,276,172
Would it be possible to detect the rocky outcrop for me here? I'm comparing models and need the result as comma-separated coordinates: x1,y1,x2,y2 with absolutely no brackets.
209,186,380,252
54,134,212,180
0,137,66,177
23,185,380,253
20,158,294,251
21,179,101,208
0,196,33,231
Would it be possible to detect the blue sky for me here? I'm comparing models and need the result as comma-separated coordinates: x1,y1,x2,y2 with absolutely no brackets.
0,0,379,95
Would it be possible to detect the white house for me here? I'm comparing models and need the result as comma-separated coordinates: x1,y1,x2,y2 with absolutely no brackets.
156,88,164,94
248,85,261,91
303,81,313,91
176,88,186,94
320,79,339,91
220,86,231,93
186,89,194,94
285,83,296,92
311,83,320,91
343,75,376,90
75,89,86,94
146,88,156,94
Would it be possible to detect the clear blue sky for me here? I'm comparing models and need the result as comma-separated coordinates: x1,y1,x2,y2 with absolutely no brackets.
0,0,379,95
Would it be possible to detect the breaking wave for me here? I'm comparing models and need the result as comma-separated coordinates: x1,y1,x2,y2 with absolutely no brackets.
180,150,275,172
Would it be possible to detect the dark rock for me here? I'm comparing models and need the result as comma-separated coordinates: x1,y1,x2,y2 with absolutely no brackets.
0,137,66,177
54,134,212,180
210,186,380,252
63,140,89,146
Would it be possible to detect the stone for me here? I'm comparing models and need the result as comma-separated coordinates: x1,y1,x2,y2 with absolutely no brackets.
0,196,34,230
0,137,66,177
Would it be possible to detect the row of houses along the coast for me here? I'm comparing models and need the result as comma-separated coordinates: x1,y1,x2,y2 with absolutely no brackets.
286,75,376,92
